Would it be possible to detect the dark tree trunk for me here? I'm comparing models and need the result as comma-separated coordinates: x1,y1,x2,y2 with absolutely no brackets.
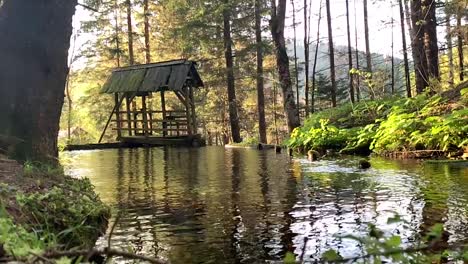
114,0,121,67
391,14,395,95
411,0,429,93
422,0,439,79
325,0,337,107
223,2,242,143
255,0,267,143
456,7,464,81
345,0,355,103
311,0,323,113
0,0,77,162
363,0,372,72
290,0,300,108
143,0,151,63
303,0,311,113
270,0,301,132
445,0,454,88
126,0,135,65
399,0,412,97
354,0,361,101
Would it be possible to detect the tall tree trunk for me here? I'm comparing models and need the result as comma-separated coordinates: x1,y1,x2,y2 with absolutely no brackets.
456,6,464,81
143,0,151,63
0,0,77,162
445,0,454,88
311,0,323,113
423,0,439,79
223,1,242,143
345,0,355,103
325,0,337,107
303,0,310,113
255,0,267,143
391,12,395,95
399,0,412,97
404,0,413,34
354,0,361,101
363,0,372,72
270,0,301,132
411,0,429,93
114,0,121,67
291,0,300,108
126,0,135,65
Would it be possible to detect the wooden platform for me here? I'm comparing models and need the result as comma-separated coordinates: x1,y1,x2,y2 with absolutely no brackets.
64,135,205,151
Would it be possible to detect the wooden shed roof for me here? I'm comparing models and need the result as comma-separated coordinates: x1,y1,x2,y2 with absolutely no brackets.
100,59,204,94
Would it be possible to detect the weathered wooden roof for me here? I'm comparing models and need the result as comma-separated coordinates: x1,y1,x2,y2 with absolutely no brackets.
101,59,204,94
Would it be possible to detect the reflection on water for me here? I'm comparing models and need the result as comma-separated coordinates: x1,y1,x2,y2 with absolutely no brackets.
61,147,468,263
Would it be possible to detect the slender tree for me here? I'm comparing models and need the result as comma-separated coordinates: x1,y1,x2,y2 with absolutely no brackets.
325,0,337,107
255,0,267,143
354,0,361,101
445,0,454,88
303,0,311,112
345,0,355,103
143,0,151,63
311,0,323,113
270,0,301,132
399,0,412,97
291,0,300,107
391,12,395,94
223,0,242,143
0,0,78,162
456,5,464,81
114,0,122,67
126,0,135,65
363,0,372,72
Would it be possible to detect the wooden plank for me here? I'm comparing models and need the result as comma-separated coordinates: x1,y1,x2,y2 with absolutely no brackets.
112,128,189,132
141,95,149,137
161,90,167,137
112,119,188,124
188,85,197,134
114,93,122,139
125,93,133,136
98,93,125,143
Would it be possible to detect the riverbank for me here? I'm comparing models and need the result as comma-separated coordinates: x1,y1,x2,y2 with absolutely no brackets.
0,156,110,262
287,83,468,159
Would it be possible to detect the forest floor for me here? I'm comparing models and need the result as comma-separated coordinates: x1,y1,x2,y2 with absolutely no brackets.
287,82,468,159
0,155,110,262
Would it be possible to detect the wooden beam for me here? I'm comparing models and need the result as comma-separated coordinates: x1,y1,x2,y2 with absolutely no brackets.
114,93,122,139
182,87,192,135
125,93,133,136
98,93,125,143
141,95,149,137
161,90,167,137
188,85,197,134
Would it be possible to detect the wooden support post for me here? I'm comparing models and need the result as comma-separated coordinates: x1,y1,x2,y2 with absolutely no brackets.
161,90,167,137
114,93,122,139
132,100,138,135
125,93,133,136
98,94,125,143
148,97,153,135
188,85,197,135
142,94,149,138
181,88,192,135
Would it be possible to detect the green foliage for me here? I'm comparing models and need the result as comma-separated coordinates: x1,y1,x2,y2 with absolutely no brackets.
15,178,110,249
288,93,468,156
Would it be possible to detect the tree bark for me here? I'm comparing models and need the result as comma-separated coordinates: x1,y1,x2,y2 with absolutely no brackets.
255,0,267,143
445,0,454,88
456,6,464,81
270,0,301,132
411,0,429,93
422,0,439,80
126,0,135,65
0,0,77,162
354,0,361,101
223,1,242,143
114,0,121,67
303,0,311,113
325,0,337,107
290,0,300,108
311,0,323,113
399,0,412,97
345,0,355,103
143,0,151,63
363,0,372,72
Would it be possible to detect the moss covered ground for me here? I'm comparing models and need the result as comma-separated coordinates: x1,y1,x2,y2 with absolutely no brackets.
0,156,110,262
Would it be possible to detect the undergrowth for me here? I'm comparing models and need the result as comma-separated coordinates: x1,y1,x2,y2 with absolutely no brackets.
287,89,468,156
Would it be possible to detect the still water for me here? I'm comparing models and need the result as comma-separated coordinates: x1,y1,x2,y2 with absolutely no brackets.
61,147,468,263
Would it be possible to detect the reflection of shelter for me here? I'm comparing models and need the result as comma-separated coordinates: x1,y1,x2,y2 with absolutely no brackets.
99,59,204,146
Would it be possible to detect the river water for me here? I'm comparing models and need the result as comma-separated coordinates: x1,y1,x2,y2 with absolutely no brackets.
61,146,468,263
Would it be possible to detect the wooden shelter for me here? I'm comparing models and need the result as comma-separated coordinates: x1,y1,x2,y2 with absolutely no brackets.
99,59,204,146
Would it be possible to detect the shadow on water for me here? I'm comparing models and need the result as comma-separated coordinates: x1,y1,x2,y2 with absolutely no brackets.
61,148,468,263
